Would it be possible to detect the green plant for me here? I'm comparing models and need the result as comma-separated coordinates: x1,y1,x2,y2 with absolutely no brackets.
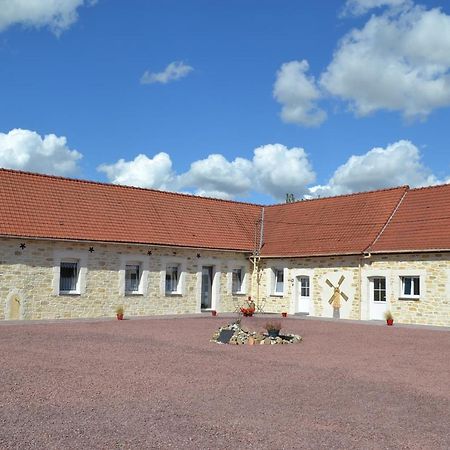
116,305,124,315
264,321,282,332
384,310,393,321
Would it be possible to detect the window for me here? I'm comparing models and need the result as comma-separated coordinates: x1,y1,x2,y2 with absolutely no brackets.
401,276,420,298
125,264,140,294
166,264,180,294
274,269,284,295
299,276,310,297
373,277,386,302
60,261,78,293
232,268,243,294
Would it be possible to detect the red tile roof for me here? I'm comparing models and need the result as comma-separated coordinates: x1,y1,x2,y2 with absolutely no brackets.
1,169,449,256
0,169,261,251
260,187,408,257
369,183,450,253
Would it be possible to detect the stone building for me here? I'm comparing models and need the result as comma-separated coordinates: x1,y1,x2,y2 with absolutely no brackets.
1,168,449,326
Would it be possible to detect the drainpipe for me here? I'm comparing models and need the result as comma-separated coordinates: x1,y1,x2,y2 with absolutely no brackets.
360,252,372,319
250,208,264,309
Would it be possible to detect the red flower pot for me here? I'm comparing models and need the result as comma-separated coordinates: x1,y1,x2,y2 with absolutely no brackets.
386,319,394,326
211,310,217,317
117,313,124,320
282,312,287,318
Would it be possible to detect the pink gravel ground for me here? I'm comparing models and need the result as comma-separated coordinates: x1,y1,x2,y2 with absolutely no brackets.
0,316,449,449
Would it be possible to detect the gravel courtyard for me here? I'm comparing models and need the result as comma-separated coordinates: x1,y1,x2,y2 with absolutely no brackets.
1,316,449,449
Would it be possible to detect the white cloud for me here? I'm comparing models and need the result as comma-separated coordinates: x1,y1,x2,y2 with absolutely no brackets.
178,154,253,199
140,61,194,85
321,4,450,119
99,144,316,201
273,60,326,127
309,140,440,197
97,153,175,190
342,0,410,16
252,144,316,198
0,128,82,175
0,0,96,35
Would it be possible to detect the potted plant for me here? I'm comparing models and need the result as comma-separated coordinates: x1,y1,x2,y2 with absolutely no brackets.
281,312,287,318
384,310,394,326
264,321,282,338
116,305,124,320
211,310,217,317
240,297,256,317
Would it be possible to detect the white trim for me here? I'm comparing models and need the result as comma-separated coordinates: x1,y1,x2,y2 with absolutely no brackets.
227,262,249,295
160,256,186,296
267,266,287,297
393,269,426,301
118,254,149,296
197,259,221,312
5,289,26,320
361,269,391,320
52,250,88,295
291,269,314,315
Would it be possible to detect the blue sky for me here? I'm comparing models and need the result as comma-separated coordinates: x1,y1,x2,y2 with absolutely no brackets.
0,0,449,203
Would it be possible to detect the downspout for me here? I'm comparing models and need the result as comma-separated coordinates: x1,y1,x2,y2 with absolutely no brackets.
251,207,264,309
360,252,372,320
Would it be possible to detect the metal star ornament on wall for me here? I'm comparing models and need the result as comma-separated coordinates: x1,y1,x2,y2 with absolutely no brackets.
19,243,26,250
89,247,95,253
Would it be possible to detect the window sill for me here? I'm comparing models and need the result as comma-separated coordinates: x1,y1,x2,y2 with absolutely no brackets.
399,296,420,301
271,293,284,297
59,291,80,296
165,292,183,297
232,292,246,296
125,292,143,296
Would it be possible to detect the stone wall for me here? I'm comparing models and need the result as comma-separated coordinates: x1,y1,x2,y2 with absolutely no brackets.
362,253,450,327
255,253,450,327
255,255,361,319
0,237,252,320
2,236,448,326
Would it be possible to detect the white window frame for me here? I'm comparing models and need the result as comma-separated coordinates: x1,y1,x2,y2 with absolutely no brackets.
59,260,80,294
372,277,387,303
400,276,421,299
165,264,180,294
267,267,287,297
53,250,88,296
299,276,310,298
119,254,149,296
274,268,285,295
160,257,186,296
393,269,425,301
227,264,248,295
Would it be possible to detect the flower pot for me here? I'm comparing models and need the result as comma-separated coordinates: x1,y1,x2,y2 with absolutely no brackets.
211,310,217,317
281,312,287,318
116,313,124,320
386,319,394,326
268,330,280,338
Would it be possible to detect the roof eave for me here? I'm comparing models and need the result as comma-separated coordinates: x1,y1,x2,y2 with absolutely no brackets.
0,234,253,253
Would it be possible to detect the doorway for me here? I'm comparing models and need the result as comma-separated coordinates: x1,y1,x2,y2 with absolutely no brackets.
297,276,310,314
369,277,387,320
201,266,213,309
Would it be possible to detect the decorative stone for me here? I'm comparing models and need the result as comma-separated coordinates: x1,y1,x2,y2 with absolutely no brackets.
211,320,302,345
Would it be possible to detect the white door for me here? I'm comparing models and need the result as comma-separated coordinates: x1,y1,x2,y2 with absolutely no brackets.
369,277,387,320
297,276,310,314
201,266,213,309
